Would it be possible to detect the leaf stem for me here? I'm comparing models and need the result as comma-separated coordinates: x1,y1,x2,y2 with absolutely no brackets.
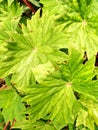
22,0,36,14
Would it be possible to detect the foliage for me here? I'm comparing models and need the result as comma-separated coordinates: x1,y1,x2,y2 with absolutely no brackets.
0,89,25,122
41,0,98,58
0,0,98,130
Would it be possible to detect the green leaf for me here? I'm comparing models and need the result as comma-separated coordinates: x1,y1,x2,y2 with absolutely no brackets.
89,105,98,126
59,0,98,58
0,89,25,122
23,48,98,129
60,47,94,81
40,0,65,16
41,0,98,57
8,0,14,6
79,99,98,128
59,48,98,100
0,0,23,48
5,76,12,86
0,112,4,129
24,83,77,129
0,1,23,32
76,109,94,130
0,10,67,89
13,119,57,130
32,62,55,83
12,66,36,90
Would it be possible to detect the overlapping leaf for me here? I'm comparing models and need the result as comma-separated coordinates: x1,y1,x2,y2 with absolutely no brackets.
32,61,55,83
0,0,23,47
40,0,65,16
23,48,98,129
60,48,98,99
76,109,94,130
0,0,23,63
41,0,98,58
23,81,78,129
0,10,67,89
0,89,25,123
0,0,22,32
0,0,98,129
60,0,98,58
76,99,98,130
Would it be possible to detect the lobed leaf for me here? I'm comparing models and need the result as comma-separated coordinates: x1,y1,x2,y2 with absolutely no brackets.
41,0,98,57
23,48,98,129
0,89,25,123
23,82,77,129
0,10,67,89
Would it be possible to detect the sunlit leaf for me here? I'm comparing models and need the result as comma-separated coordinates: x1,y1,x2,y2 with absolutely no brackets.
40,0,65,16
0,10,67,89
32,62,55,83
76,110,94,130
23,48,98,129
0,0,23,48
0,0,98,129
41,0,98,57
59,0,98,58
24,82,77,129
0,1,23,32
